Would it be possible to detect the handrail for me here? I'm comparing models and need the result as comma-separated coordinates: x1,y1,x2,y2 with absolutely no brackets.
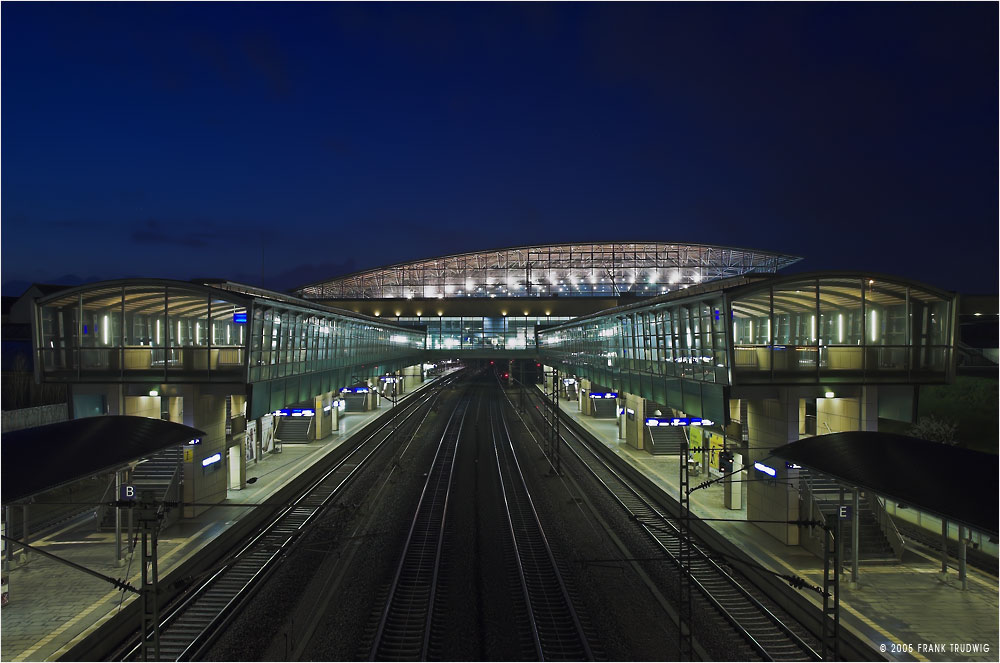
798,470,831,541
160,451,184,527
94,474,118,531
868,494,905,561
306,415,315,441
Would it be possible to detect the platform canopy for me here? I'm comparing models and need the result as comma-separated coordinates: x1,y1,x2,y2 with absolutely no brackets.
770,432,998,535
2,416,204,504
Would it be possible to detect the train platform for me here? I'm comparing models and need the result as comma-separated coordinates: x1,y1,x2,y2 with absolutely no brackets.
0,376,446,662
546,390,999,662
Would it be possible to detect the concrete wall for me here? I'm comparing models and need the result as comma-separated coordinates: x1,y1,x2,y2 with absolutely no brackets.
1,403,69,433
182,391,227,518
816,397,860,434
623,393,645,450
168,396,183,424
746,394,799,545
124,395,159,420
403,364,423,389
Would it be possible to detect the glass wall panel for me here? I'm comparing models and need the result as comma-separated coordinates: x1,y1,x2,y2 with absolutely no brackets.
771,281,817,378
816,278,864,377
731,287,770,379
123,286,166,380
865,281,908,375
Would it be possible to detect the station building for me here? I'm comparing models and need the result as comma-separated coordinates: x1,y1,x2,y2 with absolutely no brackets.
22,241,969,551
31,279,425,515
534,270,959,549
293,241,799,356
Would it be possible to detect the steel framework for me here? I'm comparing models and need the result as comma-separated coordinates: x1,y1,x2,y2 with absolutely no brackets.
294,242,800,300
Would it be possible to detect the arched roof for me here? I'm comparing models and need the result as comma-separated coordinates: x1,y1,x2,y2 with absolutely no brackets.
538,270,957,332
293,241,801,300
33,278,418,331
770,432,997,535
2,416,205,504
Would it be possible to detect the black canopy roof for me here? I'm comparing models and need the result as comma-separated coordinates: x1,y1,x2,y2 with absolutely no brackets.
770,432,998,535
2,416,204,504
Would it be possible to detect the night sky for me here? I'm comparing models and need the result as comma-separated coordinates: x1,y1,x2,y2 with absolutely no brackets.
2,2,997,297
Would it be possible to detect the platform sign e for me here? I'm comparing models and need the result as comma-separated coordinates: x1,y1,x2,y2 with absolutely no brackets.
119,484,137,501
838,505,852,520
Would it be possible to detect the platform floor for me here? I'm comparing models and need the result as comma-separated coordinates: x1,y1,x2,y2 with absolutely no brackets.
0,376,445,662
549,391,999,662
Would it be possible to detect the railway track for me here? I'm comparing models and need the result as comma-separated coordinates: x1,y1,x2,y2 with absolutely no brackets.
490,398,595,661
368,393,471,660
115,373,460,662
516,384,822,662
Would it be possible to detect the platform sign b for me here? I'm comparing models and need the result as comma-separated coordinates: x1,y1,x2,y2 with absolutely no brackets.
119,484,137,501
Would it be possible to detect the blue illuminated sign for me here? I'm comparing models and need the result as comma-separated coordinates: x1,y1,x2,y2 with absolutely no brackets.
202,453,222,467
589,392,618,399
645,417,715,427
753,461,776,477
341,387,370,393
276,408,315,417
233,312,247,324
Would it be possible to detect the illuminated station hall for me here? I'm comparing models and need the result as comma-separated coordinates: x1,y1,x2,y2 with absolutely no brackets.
3,241,997,661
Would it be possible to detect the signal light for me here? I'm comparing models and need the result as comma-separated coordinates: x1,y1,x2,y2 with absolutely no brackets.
490,361,494,365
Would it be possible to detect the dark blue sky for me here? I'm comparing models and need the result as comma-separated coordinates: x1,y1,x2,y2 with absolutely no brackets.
2,2,997,296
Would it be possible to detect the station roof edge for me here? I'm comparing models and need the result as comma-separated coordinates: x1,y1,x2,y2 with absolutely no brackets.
33,279,423,335
291,241,804,292
536,270,959,334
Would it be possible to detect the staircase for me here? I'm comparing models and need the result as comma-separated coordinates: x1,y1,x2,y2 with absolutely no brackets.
800,470,900,563
646,425,686,456
98,446,182,531
276,417,312,444
343,392,368,412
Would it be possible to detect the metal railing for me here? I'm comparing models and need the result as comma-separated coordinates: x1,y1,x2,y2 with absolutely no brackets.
867,494,905,561
161,455,184,529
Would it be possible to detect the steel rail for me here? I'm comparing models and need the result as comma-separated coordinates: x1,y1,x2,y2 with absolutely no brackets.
523,386,821,662
117,373,459,662
491,396,594,661
369,393,471,661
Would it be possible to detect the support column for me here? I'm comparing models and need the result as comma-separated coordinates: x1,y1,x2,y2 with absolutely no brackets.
314,395,326,439
3,506,11,570
941,519,949,575
623,394,645,450
22,504,29,561
851,490,860,586
859,386,878,432
746,390,801,546
959,525,967,590
115,469,124,565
